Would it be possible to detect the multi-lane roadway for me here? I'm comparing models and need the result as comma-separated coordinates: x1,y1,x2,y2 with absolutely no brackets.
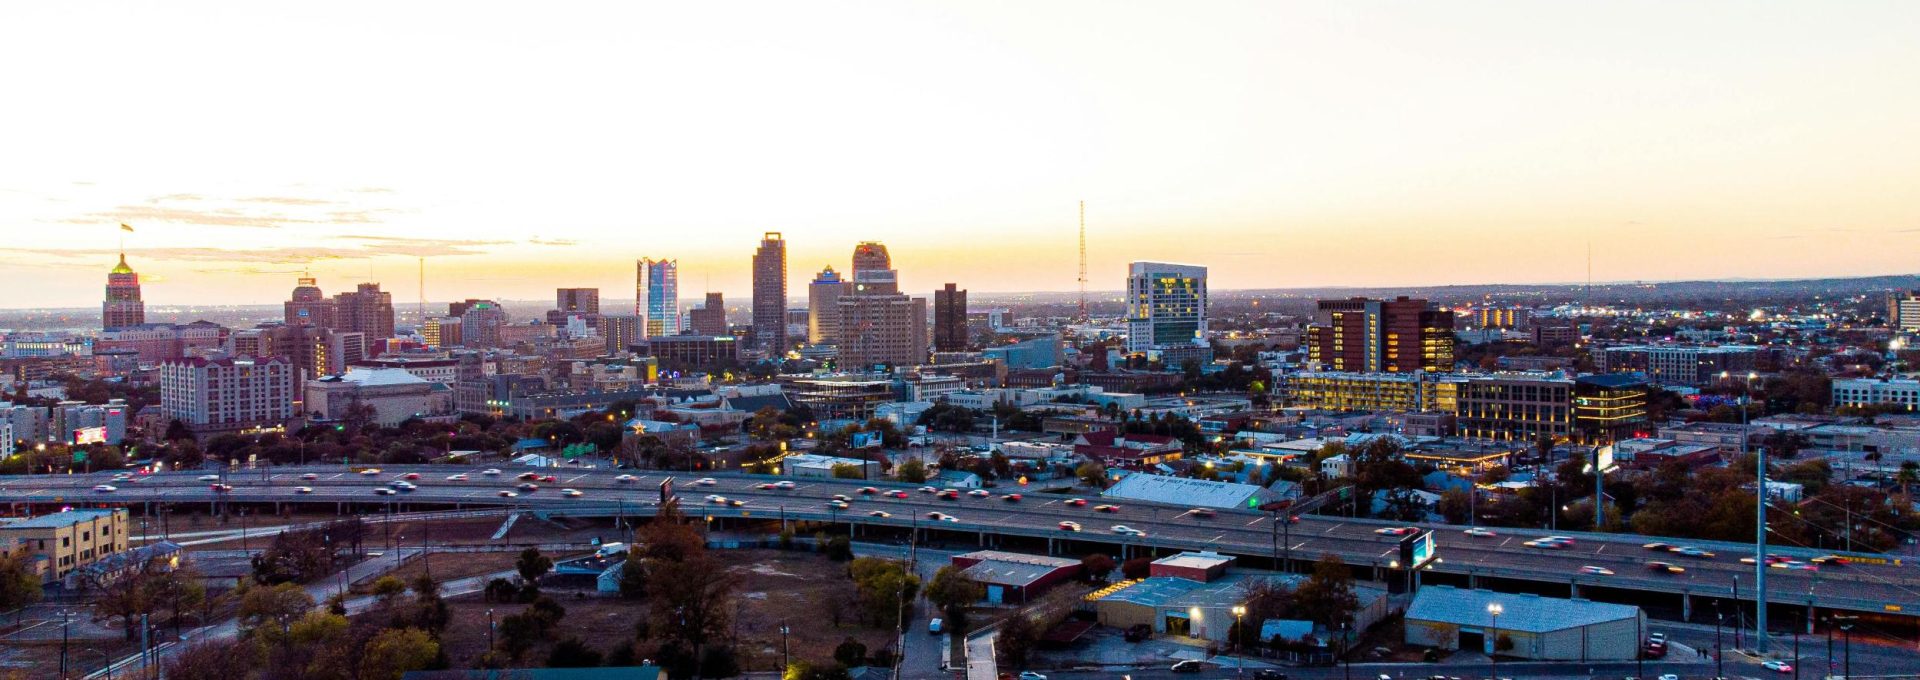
8,465,1919,619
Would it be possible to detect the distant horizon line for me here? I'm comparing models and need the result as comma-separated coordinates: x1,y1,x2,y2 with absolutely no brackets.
7,271,1917,313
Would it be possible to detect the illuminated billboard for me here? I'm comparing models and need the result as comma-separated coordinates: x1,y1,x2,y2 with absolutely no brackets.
72,427,107,445
1399,530,1438,569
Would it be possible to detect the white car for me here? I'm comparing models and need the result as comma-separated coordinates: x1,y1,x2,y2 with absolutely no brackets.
445,473,470,481
295,486,313,494
968,489,991,498
773,480,797,490
1463,527,1497,537
1111,525,1146,537
1762,660,1793,673
92,484,117,492
498,490,517,498
373,488,396,495
561,488,583,497
1578,565,1614,576
1018,673,1048,680
359,469,381,476
198,474,220,482
706,494,728,504
694,477,717,486
827,500,851,510
1658,675,1680,680
301,473,319,480
481,468,502,476
615,474,638,482
868,510,891,518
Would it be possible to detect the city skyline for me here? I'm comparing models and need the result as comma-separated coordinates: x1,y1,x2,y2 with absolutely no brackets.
7,1,1920,308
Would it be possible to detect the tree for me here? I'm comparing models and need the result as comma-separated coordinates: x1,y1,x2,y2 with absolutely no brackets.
1293,554,1359,630
1437,489,1473,525
896,458,929,483
1120,557,1152,580
547,637,604,667
359,627,439,680
516,547,554,584
833,637,868,667
618,549,648,599
648,553,736,654
996,613,1040,668
1075,461,1108,488
925,565,986,611
237,582,315,636
847,558,920,626
164,639,257,680
638,500,706,562
1080,553,1116,582
830,463,865,479
0,549,43,623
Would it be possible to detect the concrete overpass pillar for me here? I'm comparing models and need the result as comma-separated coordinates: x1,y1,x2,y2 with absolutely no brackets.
1570,580,1579,599
978,531,985,547
1683,591,1692,620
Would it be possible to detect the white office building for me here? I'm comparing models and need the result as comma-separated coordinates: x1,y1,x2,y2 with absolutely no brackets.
1124,262,1208,354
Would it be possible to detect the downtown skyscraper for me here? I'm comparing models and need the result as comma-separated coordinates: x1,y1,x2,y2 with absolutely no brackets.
102,253,145,330
1123,262,1208,354
752,233,786,354
636,258,679,338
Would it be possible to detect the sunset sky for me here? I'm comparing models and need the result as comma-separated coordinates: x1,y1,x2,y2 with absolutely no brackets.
5,1,1919,308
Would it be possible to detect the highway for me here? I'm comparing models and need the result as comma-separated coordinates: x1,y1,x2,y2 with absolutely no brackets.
9,465,1920,619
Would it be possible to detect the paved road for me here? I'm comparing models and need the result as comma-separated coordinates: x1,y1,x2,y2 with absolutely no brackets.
15,466,1920,617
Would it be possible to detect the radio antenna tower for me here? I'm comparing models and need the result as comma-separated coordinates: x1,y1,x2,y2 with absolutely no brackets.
1077,200,1088,321
418,257,427,322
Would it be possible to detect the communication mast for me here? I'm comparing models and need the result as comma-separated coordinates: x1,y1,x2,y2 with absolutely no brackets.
1077,200,1087,321
418,257,427,322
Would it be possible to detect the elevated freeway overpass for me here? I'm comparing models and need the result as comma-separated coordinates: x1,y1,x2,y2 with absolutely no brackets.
7,465,1918,626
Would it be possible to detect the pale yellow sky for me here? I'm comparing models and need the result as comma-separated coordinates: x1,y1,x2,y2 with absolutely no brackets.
4,1,1919,308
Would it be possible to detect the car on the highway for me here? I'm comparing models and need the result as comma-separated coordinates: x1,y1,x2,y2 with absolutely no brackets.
1112,525,1146,537
939,490,960,500
1065,498,1088,507
886,490,910,499
295,486,313,494
1002,494,1022,502
400,472,421,480
858,487,878,495
827,500,851,510
832,494,852,502
519,472,540,480
1059,521,1081,532
1463,527,1496,537
445,474,469,481
562,488,583,497
198,474,220,482
927,512,959,523
498,491,517,498
1093,504,1120,513
210,483,233,492
1375,527,1418,536
393,481,416,491
918,486,937,493
1671,546,1716,559
481,468,501,476
1811,555,1849,566
705,494,728,504
1642,542,1671,551
693,477,716,486
539,475,558,483
1772,560,1818,571
868,511,891,518
1190,508,1215,518
615,474,638,482
93,484,117,492
774,480,797,490
1578,565,1614,576
1761,660,1793,673
968,489,991,498
374,488,396,495
756,483,778,490
1646,561,1685,574
727,499,745,507
301,473,319,480
359,469,381,476
1524,538,1571,550
514,482,536,492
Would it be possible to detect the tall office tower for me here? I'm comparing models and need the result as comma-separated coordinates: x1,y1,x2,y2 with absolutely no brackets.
1892,291,1920,333
158,356,295,437
1306,296,1455,373
688,293,728,336
838,292,925,369
851,241,891,280
933,283,968,352
284,276,336,328
102,253,145,330
808,266,849,344
752,233,787,353
1123,262,1208,353
452,299,506,348
598,315,640,354
332,283,396,355
636,258,680,338
548,287,600,326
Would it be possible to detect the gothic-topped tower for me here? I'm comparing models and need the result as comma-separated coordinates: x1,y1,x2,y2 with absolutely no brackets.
103,253,145,330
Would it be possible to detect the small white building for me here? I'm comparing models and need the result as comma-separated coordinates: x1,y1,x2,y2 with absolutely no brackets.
1405,587,1644,661
782,453,881,479
1320,453,1351,478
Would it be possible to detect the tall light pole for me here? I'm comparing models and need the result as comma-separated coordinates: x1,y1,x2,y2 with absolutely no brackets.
1487,602,1504,667
1231,605,1247,676
1736,370,1771,654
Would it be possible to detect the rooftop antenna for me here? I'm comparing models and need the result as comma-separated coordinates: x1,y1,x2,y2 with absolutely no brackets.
1077,200,1087,321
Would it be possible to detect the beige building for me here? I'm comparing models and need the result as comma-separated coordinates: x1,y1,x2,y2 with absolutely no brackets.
838,292,927,369
0,509,130,584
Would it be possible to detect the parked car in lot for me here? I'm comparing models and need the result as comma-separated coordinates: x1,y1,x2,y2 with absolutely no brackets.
1170,660,1207,674
1252,670,1289,680
1124,624,1151,642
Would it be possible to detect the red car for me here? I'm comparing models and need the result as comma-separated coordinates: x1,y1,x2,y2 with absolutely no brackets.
1093,504,1120,513
1002,494,1022,502
401,472,421,480
939,490,960,500
1065,498,1088,507
858,487,879,495
210,483,232,492
887,490,910,499
541,475,558,483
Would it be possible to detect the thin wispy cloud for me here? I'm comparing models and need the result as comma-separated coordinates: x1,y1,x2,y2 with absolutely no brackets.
529,238,578,246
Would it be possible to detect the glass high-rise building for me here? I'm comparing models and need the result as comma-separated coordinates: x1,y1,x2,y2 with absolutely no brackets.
1124,262,1208,353
636,258,679,338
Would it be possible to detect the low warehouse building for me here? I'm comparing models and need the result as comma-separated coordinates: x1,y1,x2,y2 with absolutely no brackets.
1150,551,1233,582
950,550,1082,604
1092,573,1391,644
1101,472,1281,510
1405,586,1644,661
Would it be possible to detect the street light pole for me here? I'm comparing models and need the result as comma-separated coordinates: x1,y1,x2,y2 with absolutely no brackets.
1231,605,1246,676
1487,602,1503,668
1745,371,1770,654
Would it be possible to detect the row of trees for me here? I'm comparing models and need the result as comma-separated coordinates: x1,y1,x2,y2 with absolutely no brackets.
168,573,448,680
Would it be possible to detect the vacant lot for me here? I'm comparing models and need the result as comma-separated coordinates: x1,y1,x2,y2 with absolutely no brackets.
433,548,896,672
